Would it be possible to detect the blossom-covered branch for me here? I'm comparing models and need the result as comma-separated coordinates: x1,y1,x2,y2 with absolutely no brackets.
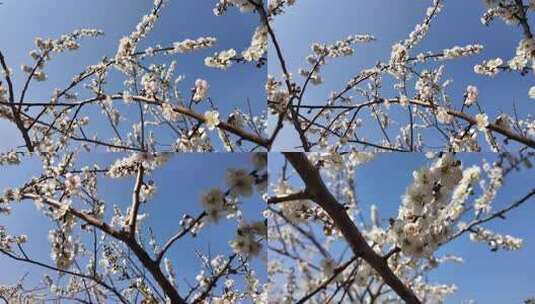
266,0,535,152
268,151,534,302
0,152,267,303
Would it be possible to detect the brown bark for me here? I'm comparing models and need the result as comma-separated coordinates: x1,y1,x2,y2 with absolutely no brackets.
283,152,421,304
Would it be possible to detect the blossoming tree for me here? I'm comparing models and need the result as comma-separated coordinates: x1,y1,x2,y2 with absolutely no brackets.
0,0,269,153
2,0,535,303
5,0,533,154
0,152,267,303
267,151,534,303
262,1,535,300
266,0,535,152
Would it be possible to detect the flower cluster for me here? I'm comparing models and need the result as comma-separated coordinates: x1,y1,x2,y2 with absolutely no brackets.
300,35,375,85
242,25,268,62
436,107,453,124
176,128,213,152
199,154,266,225
230,221,266,257
268,0,297,15
474,161,503,214
0,83,7,103
401,2,440,49
107,153,170,178
442,44,483,60
173,37,217,53
389,43,409,78
475,113,489,131
204,110,221,130
266,76,289,114
0,226,27,252
391,154,473,258
0,152,21,166
63,173,82,195
474,57,503,76
21,29,103,82
469,227,522,251
48,215,77,270
115,2,165,73
226,168,255,197
205,49,237,69
482,0,527,25
464,85,479,106
201,188,232,222
192,78,209,102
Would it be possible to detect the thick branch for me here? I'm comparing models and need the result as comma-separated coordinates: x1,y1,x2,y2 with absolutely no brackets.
123,237,186,304
283,152,421,304
22,193,186,304
22,193,123,239
267,190,312,204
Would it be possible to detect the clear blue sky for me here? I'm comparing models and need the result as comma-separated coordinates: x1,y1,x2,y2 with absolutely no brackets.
268,0,534,151
0,153,266,298
0,0,265,151
269,152,535,303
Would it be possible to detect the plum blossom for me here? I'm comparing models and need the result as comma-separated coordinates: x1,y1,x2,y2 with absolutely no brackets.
64,173,81,194
475,113,489,131
469,227,522,251
474,57,503,76
173,37,216,53
225,168,254,197
192,78,209,102
204,110,220,130
242,25,268,62
205,49,237,69
464,85,478,106
229,221,265,257
201,188,227,222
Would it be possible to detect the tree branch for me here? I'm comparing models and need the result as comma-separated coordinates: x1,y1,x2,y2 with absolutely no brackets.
128,164,144,238
156,212,206,264
449,186,535,241
0,51,34,152
283,152,421,304
21,193,187,304
267,190,312,204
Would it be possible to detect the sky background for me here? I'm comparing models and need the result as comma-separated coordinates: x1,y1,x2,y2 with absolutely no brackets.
0,153,267,299
0,0,265,151
2,1,535,303
269,152,535,304
268,0,534,151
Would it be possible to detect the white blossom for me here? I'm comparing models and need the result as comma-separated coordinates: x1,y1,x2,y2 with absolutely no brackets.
192,79,209,102
204,110,220,130
205,49,237,69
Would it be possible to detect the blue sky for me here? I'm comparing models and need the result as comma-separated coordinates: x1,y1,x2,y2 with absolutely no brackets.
268,0,534,151
0,153,266,298
0,0,265,151
269,152,535,303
